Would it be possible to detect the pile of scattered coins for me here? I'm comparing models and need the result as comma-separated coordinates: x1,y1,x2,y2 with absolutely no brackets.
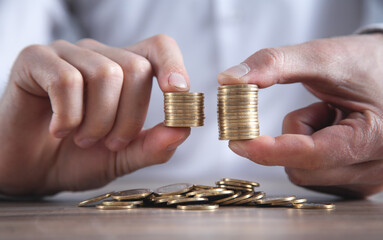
163,92,205,127
217,84,260,140
78,178,335,211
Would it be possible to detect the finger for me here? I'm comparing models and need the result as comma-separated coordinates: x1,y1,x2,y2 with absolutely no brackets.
285,159,383,187
282,102,335,135
217,43,322,87
15,45,84,138
77,39,153,151
50,40,124,148
229,111,380,170
113,123,191,175
126,34,190,92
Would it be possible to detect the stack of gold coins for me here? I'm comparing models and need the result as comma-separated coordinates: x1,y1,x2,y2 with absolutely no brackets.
217,84,259,140
164,92,205,127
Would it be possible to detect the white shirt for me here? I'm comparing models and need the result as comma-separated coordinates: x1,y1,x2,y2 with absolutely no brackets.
1,0,382,183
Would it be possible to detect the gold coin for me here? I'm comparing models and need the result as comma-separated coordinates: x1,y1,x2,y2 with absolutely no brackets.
217,184,254,192
111,189,153,201
216,180,253,189
221,178,260,187
96,204,137,210
165,121,205,124
165,110,205,115
185,188,227,197
194,189,234,199
218,84,258,88
291,198,307,204
235,191,265,205
218,111,259,116
217,94,258,99
220,192,254,205
219,135,259,140
102,200,143,206
164,103,204,107
165,105,203,109
164,92,204,96
219,131,260,136
155,183,194,196
293,203,335,210
212,191,242,204
165,99,204,104
165,116,205,120
177,204,219,210
255,196,296,205
218,105,258,110
192,185,217,190
153,195,185,204
77,192,114,207
167,197,208,206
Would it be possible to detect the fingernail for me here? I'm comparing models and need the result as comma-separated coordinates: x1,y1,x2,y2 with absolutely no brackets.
55,130,70,138
229,142,249,158
221,63,250,78
77,138,97,148
169,73,188,90
108,138,128,151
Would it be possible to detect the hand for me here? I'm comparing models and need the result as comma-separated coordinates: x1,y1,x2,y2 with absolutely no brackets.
0,34,190,196
218,34,383,198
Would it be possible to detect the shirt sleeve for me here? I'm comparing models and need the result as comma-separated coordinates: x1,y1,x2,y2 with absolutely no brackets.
355,23,383,34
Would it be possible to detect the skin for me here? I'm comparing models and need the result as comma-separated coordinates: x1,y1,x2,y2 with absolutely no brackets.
1,33,383,198
219,34,383,199
0,34,191,196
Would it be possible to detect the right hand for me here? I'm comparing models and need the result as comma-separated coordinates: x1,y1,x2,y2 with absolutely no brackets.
0,34,191,196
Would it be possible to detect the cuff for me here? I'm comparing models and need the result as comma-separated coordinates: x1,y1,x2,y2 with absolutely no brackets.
354,23,383,34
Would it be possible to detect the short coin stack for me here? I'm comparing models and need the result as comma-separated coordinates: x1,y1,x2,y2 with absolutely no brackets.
164,92,205,127
78,178,335,211
217,84,260,140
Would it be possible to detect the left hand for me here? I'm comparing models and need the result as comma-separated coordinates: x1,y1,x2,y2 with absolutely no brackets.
218,34,383,198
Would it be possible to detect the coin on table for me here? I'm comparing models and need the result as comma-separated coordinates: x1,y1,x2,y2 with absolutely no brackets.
167,197,208,206
96,204,138,210
194,189,234,199
102,200,144,206
293,203,335,210
291,198,307,204
255,196,296,205
177,204,219,211
221,178,260,187
235,191,265,205
155,183,194,196
152,195,185,205
217,184,254,192
185,188,226,197
111,189,153,201
220,191,254,205
216,180,253,189
77,192,114,207
212,191,242,204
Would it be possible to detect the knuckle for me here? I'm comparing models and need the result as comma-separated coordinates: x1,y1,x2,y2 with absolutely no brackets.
50,39,71,48
94,62,124,82
150,34,177,49
123,57,152,77
20,44,48,58
54,112,82,127
54,68,83,90
255,48,285,68
76,38,99,47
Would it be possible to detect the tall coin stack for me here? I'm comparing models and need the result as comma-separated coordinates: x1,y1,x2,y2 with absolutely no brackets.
164,92,205,127
217,84,259,140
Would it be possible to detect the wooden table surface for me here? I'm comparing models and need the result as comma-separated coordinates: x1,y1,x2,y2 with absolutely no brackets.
1,179,383,240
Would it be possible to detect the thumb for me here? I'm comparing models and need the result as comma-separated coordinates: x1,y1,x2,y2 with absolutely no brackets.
217,42,332,88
